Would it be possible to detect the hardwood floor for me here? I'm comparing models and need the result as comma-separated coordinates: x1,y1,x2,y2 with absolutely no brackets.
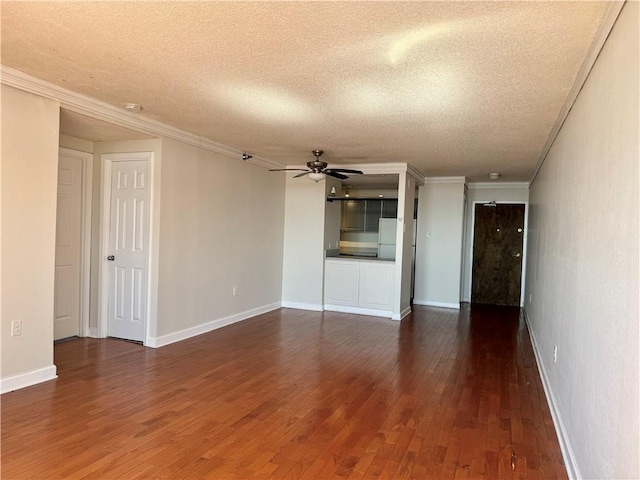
1,305,566,479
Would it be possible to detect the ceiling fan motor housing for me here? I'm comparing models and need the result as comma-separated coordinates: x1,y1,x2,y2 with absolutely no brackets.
268,149,363,180
307,160,328,172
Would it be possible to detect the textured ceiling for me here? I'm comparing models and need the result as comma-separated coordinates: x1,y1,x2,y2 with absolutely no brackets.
2,1,610,180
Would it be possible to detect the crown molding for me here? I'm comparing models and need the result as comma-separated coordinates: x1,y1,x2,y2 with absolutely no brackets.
424,176,467,184
468,182,530,190
407,164,426,185
530,1,625,184
0,66,284,170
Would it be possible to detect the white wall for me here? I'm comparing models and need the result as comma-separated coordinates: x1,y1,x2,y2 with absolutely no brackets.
155,138,285,339
1,86,60,389
413,181,465,308
59,134,94,154
281,176,327,309
524,3,638,478
461,184,529,302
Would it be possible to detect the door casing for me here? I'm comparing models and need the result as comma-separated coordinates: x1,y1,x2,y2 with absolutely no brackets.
98,152,158,345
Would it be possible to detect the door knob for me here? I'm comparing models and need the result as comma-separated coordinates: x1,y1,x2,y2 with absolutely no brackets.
513,252,521,258
107,255,115,261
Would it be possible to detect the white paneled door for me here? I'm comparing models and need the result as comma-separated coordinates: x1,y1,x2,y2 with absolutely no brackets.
54,153,83,340
107,160,149,342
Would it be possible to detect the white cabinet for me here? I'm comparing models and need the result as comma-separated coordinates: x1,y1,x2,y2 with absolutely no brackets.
324,260,359,307
324,258,395,316
359,263,395,310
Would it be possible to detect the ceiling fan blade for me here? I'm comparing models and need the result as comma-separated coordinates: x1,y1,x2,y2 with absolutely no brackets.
269,168,309,172
325,171,349,180
325,168,363,174
293,171,310,178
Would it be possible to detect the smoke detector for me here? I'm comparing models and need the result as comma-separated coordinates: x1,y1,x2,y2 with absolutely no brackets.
488,172,500,180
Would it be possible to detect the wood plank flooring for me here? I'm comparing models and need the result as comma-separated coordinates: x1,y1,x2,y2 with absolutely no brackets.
1,305,566,479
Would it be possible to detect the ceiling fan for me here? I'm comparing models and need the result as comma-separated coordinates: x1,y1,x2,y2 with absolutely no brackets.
269,150,363,182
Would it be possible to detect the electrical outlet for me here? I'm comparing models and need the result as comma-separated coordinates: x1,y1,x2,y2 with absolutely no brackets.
11,321,22,337
232,286,238,297
553,345,558,363
529,294,532,304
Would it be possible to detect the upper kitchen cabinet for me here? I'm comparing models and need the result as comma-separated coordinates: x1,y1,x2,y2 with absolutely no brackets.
340,174,399,233
341,200,365,232
364,200,382,231
340,199,398,232
382,199,398,218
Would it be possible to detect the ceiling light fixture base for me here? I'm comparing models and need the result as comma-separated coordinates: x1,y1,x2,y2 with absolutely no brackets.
123,103,143,112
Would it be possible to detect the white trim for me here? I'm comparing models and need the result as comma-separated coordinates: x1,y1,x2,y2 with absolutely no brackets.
467,182,529,190
531,1,624,185
0,66,282,170
523,309,580,479
1,365,57,394
467,201,529,307
147,302,282,348
424,176,466,184
407,164,426,186
145,153,161,347
98,152,157,344
412,300,460,309
393,306,412,321
281,301,324,312
58,147,93,337
324,304,393,319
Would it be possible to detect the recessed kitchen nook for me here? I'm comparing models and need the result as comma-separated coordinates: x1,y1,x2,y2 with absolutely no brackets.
320,171,420,320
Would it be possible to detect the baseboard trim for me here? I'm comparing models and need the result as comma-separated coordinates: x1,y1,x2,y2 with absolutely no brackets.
281,301,324,312
1,365,58,394
392,306,412,321
146,302,282,348
412,299,460,310
324,304,393,319
523,309,580,480
86,328,101,338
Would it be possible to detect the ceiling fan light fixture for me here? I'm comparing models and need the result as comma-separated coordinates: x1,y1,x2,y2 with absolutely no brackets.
308,172,326,182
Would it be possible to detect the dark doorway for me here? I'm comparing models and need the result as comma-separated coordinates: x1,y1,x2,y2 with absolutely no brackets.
471,203,525,306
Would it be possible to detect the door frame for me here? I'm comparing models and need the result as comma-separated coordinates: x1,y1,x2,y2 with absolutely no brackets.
467,201,529,307
57,147,93,337
97,152,158,346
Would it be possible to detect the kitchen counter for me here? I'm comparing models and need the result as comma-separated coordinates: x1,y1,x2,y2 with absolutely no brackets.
326,254,395,262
